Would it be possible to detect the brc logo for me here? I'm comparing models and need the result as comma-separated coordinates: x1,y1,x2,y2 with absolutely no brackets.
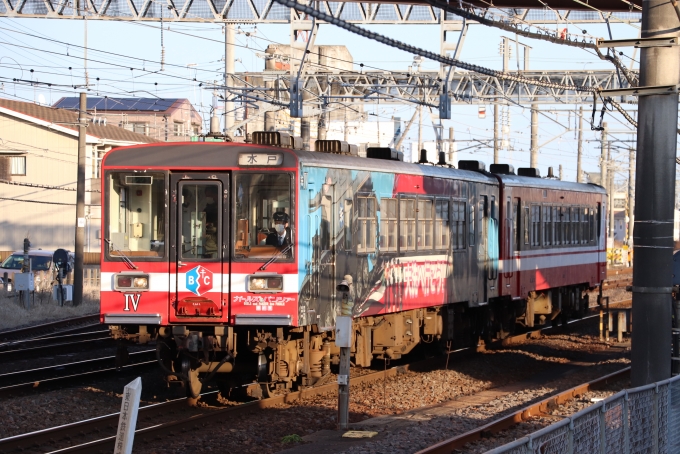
186,265,213,296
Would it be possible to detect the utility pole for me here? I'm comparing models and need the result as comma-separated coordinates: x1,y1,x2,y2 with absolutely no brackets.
449,127,455,164
493,101,499,164
530,103,538,168
417,105,423,158
343,107,348,142
608,142,614,239
559,164,563,181
628,147,635,247
577,106,583,183
224,24,235,135
73,92,87,307
631,0,678,386
600,122,608,190
301,119,310,150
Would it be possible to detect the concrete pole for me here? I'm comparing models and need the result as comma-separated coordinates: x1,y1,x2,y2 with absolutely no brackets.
224,24,235,134
493,102,499,164
631,0,679,386
600,122,608,189
530,103,538,168
559,164,563,181
417,106,423,156
449,127,455,164
577,106,583,183
301,119,311,151
73,92,87,306
628,147,635,247
343,107,348,142
318,109,327,140
608,142,614,239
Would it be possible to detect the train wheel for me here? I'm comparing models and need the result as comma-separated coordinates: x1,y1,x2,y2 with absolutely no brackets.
181,356,202,399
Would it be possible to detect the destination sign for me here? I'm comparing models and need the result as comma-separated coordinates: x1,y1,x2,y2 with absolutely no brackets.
238,153,283,166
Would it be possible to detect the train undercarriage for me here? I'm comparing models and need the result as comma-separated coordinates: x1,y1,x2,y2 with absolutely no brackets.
110,283,593,399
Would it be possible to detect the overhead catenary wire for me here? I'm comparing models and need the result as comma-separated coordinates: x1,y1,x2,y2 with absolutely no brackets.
421,0,638,87
271,0,594,94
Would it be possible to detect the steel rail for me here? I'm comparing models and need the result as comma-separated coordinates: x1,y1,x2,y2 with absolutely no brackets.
0,336,114,362
415,366,631,454
0,330,110,351
0,315,99,340
0,350,156,397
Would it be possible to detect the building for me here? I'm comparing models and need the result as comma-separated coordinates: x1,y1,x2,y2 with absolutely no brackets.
53,97,203,142
0,98,159,254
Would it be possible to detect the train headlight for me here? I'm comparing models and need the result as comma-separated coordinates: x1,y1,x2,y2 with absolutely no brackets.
114,273,149,291
248,274,283,292
249,278,267,290
133,277,149,289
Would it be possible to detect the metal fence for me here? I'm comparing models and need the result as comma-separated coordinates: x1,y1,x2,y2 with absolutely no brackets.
486,374,680,454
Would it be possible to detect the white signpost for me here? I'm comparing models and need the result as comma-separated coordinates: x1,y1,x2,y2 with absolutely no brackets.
114,377,142,454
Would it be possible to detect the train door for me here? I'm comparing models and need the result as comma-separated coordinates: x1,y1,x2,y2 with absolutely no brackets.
487,196,499,298
317,183,337,328
503,195,515,282
169,173,229,323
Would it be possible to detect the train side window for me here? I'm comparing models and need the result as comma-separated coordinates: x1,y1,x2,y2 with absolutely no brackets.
451,200,465,250
356,195,376,254
523,205,530,245
563,207,571,245
543,205,552,246
553,206,560,246
380,198,398,252
582,207,589,244
589,206,596,242
417,197,434,251
513,198,520,251
596,203,602,243
399,198,416,252
435,199,450,250
571,207,579,245
469,203,476,246
530,204,541,247
344,200,353,251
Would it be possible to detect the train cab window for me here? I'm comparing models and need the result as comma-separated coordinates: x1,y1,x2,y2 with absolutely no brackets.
399,198,416,252
357,195,376,254
106,172,166,258
530,205,541,247
435,199,451,250
543,205,552,246
596,203,602,243
469,203,476,246
451,200,465,250
589,206,596,242
180,183,220,260
380,198,398,252
417,198,434,251
233,173,292,260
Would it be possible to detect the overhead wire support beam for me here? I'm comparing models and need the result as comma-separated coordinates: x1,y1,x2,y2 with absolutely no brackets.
597,37,680,48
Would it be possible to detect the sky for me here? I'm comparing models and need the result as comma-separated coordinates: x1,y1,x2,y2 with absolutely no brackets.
0,11,652,183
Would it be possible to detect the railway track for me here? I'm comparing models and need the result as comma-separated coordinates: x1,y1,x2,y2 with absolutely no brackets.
0,302,625,454
0,315,100,341
0,350,156,398
0,330,113,361
415,367,630,454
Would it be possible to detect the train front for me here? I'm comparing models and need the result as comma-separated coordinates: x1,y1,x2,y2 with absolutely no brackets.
99,141,302,398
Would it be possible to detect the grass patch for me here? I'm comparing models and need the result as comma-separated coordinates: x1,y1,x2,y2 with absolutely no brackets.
0,270,100,331
281,434,303,444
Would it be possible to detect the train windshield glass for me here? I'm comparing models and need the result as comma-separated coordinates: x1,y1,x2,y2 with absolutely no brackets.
234,173,292,260
106,172,166,258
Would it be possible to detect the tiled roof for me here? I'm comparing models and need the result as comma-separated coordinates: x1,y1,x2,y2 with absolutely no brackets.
54,97,182,112
0,98,160,144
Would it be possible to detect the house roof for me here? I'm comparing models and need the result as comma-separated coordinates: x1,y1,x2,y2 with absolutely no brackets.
53,97,186,113
0,98,160,145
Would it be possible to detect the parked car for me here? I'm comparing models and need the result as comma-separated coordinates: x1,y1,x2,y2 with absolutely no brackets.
0,249,74,291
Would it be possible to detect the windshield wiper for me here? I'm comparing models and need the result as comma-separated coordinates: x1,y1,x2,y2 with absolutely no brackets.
259,244,293,271
105,239,138,270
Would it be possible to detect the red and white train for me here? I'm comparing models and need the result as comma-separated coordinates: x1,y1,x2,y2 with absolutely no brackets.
100,133,606,397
